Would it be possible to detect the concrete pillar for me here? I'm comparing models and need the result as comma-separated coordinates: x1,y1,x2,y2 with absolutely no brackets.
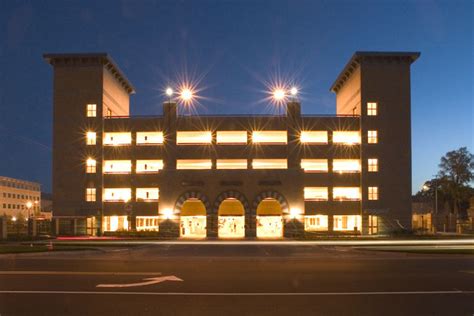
73,218,78,235
328,215,334,233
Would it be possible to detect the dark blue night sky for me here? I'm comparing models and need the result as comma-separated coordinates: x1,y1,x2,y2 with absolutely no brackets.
0,0,472,193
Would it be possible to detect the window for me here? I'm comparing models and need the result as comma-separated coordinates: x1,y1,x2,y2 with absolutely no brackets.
252,131,287,144
252,159,287,169
333,215,361,231
332,131,361,145
304,215,328,231
103,188,132,202
304,187,328,201
300,159,328,173
300,131,328,144
216,159,247,169
368,186,379,200
86,188,96,202
216,131,247,144
177,131,212,145
103,216,129,232
333,187,361,201
86,104,97,117
333,159,361,173
368,215,378,234
176,159,212,170
136,216,159,231
103,160,132,174
368,158,378,172
367,102,377,116
136,188,159,201
86,158,97,173
136,160,163,173
103,132,132,146
86,132,96,145
136,132,164,145
368,130,378,144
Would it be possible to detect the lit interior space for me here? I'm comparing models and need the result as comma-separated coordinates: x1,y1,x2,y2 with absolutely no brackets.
217,198,245,238
136,188,159,201
136,160,163,173
216,159,248,169
304,187,328,201
304,215,328,231
103,132,132,146
216,131,247,144
333,215,361,231
252,159,287,169
177,131,212,145
301,159,328,173
180,198,207,238
136,132,164,145
256,198,283,238
103,160,132,174
103,188,132,202
300,131,328,144
136,216,159,231
332,131,361,145
86,131,96,145
333,187,361,201
176,159,212,170
332,159,361,173
368,215,379,234
103,216,129,232
252,131,287,144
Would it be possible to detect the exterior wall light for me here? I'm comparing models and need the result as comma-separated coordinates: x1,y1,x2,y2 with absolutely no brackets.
289,208,302,219
273,89,286,101
162,208,173,220
290,87,298,96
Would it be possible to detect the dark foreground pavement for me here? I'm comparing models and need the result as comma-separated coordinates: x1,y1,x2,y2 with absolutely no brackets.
0,244,473,316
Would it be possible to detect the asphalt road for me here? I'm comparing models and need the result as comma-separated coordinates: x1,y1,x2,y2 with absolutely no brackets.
0,244,473,316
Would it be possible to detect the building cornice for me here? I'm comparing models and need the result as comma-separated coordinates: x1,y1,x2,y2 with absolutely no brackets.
330,51,420,93
43,52,136,94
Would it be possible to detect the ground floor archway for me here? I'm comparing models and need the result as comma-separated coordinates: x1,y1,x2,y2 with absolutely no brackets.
217,198,245,238
180,198,207,238
256,198,283,238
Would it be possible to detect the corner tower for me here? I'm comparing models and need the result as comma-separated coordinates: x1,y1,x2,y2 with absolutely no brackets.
331,51,420,232
44,53,135,221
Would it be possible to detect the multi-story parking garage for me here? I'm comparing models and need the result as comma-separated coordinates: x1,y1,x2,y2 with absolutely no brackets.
44,51,419,238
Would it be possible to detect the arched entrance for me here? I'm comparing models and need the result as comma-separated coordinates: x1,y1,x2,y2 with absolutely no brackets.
254,192,287,238
180,198,207,238
217,198,245,238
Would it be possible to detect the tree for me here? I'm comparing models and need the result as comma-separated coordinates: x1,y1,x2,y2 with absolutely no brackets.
437,147,474,219
438,147,474,187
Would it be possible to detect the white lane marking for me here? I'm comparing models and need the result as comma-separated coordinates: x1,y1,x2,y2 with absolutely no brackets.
0,290,472,296
0,271,162,276
96,275,183,288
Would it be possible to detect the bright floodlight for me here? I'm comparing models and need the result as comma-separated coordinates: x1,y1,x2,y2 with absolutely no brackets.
165,87,173,97
180,88,193,101
290,87,298,96
26,201,33,209
273,89,285,101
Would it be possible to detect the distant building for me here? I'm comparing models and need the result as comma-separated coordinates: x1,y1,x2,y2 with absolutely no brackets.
44,51,419,237
0,176,41,219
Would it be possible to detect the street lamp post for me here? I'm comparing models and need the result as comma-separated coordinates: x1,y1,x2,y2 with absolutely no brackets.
26,201,33,219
